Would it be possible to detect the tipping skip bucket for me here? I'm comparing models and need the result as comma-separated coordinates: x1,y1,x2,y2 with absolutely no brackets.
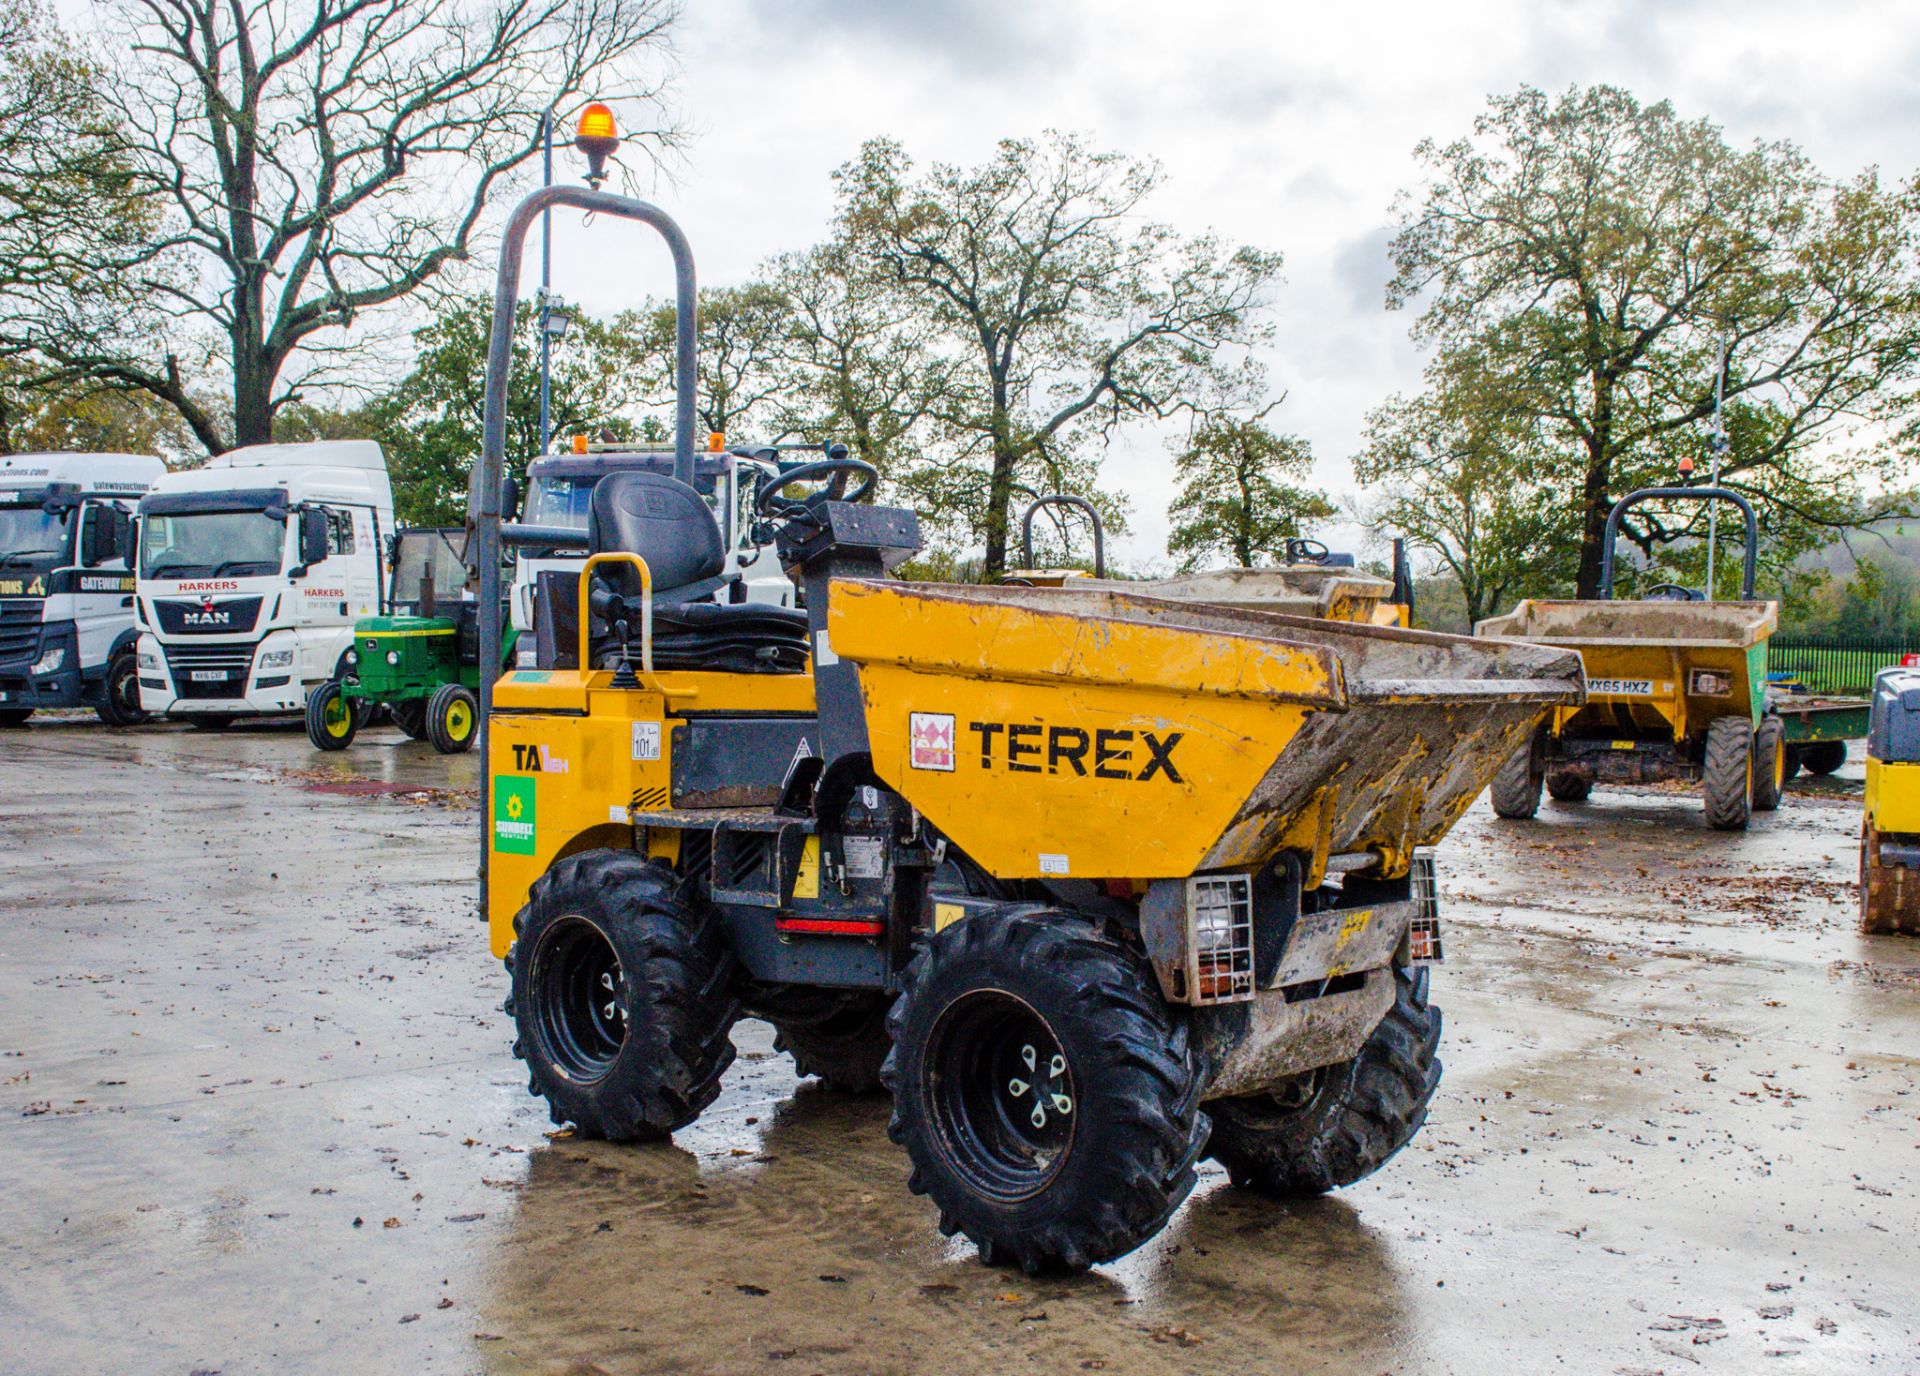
827,581,1585,883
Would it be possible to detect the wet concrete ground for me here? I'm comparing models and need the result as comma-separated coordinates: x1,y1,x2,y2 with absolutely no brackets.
0,716,1915,1375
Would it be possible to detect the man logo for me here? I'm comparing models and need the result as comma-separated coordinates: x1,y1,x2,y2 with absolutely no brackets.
909,712,955,771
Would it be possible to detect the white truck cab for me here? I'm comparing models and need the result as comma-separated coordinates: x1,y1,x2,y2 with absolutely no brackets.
0,452,166,725
134,441,395,722
509,446,792,665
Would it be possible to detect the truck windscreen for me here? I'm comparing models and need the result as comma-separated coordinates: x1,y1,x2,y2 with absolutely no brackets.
0,502,70,568
140,510,285,580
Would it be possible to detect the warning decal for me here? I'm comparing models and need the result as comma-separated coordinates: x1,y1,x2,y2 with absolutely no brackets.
909,712,955,771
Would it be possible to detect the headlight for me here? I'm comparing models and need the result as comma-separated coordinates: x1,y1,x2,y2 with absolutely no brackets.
385,650,400,666
344,649,358,666
259,648,295,670
32,644,66,676
137,650,159,670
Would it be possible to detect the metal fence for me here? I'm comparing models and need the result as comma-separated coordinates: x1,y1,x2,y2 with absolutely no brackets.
1769,634,1920,695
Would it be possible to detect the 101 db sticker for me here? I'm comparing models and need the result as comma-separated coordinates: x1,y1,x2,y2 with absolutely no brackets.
632,721,662,761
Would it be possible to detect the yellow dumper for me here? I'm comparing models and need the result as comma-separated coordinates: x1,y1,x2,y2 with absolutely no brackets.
1862,667,1920,934
1477,487,1782,831
468,189,1586,1274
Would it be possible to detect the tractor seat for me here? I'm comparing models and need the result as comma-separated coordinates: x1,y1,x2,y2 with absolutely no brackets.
559,471,808,674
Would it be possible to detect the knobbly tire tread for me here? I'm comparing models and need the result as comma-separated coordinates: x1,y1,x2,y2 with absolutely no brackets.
509,849,738,1141
1545,769,1591,803
1751,716,1785,812
1205,965,1441,1196
882,912,1208,1275
1490,744,1542,819
305,680,354,751
1702,716,1753,831
391,699,429,740
772,998,893,1094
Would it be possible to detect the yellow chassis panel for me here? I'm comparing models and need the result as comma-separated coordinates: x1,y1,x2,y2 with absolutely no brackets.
1867,759,1920,834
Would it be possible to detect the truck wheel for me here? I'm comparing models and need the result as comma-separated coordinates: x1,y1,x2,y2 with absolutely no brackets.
96,650,150,727
305,680,357,751
0,709,32,727
1490,743,1542,819
1802,740,1847,776
1545,769,1591,803
1206,965,1441,1196
771,994,893,1094
426,683,477,753
509,849,739,1138
1702,716,1753,831
390,699,429,740
1861,823,1920,934
1751,716,1786,812
883,912,1208,1274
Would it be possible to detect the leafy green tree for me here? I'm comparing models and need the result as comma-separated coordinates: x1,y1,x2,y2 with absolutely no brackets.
833,133,1283,573
1388,84,1920,597
3,0,678,454
362,295,654,527
1167,412,1331,571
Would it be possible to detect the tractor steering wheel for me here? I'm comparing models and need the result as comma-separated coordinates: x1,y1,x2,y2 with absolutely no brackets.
1642,582,1703,602
755,458,878,517
1285,538,1331,566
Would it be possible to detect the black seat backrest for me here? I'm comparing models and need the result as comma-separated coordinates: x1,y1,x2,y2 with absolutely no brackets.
587,471,725,595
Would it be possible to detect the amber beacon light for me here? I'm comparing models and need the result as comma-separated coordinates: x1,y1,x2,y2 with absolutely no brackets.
575,103,620,187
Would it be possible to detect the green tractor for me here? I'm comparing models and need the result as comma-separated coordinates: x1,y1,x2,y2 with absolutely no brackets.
305,527,515,754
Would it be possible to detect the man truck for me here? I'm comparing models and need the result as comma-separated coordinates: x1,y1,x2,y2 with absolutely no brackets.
134,441,395,726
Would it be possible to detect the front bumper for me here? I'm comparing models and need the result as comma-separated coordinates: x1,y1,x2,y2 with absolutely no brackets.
0,664,88,710
138,635,305,716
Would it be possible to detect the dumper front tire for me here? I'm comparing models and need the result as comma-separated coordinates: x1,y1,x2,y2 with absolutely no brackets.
510,850,739,1140
1751,716,1785,812
1702,716,1753,830
1206,965,1440,1197
883,913,1208,1274
305,680,357,750
1490,743,1542,819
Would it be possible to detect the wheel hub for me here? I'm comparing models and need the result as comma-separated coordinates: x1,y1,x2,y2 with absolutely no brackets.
925,991,1076,1202
533,916,628,1081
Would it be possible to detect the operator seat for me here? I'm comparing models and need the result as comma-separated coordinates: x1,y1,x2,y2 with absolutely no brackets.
536,470,809,674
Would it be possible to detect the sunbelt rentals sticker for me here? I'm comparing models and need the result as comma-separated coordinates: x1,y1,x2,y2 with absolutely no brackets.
495,776,536,855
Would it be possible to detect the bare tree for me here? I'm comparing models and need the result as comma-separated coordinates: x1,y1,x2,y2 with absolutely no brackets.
4,0,679,454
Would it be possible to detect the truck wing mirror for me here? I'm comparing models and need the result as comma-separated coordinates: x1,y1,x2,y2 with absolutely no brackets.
80,512,103,567
298,507,329,570
124,516,139,569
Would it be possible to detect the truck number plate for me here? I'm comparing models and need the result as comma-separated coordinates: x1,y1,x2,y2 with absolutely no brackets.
1589,678,1655,696
190,670,229,682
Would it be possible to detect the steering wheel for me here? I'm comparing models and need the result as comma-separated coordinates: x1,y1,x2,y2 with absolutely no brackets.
1642,582,1703,602
754,458,878,517
1284,538,1331,566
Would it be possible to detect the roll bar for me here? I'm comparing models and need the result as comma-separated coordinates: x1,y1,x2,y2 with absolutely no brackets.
467,185,698,909
1019,495,1106,578
1598,486,1757,601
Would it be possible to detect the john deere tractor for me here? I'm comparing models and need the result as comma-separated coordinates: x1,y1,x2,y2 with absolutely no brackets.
1478,487,1782,831
306,527,515,754
466,188,1584,1273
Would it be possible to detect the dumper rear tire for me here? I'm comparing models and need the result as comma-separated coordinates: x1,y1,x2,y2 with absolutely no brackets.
305,680,357,750
1751,716,1785,812
1491,744,1542,819
769,993,893,1094
1545,769,1591,803
1205,965,1440,1197
1803,740,1847,775
510,849,739,1140
883,913,1208,1274
1702,717,1753,831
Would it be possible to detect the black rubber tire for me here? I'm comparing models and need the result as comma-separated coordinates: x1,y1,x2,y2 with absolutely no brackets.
1781,744,1803,782
190,715,234,730
305,680,357,750
1490,743,1542,819
390,699,429,740
1545,769,1591,803
770,994,893,1094
509,849,739,1139
96,650,150,726
1206,965,1441,1196
1802,739,1847,776
426,682,477,754
0,708,32,727
1702,716,1753,831
1751,716,1785,812
883,912,1208,1274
